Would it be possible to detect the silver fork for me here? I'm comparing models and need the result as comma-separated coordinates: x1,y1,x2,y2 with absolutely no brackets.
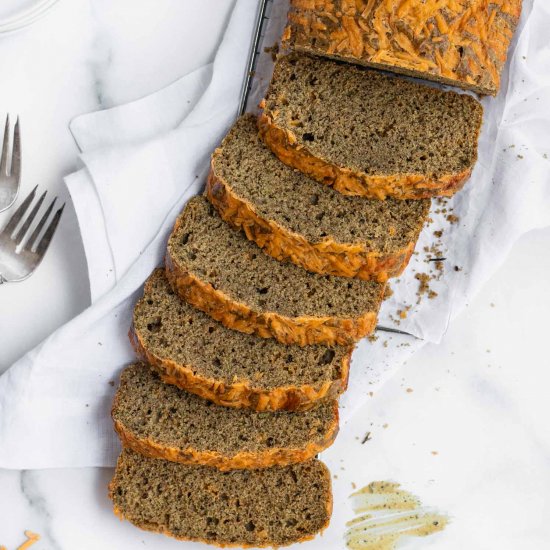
0,185,64,284
0,115,21,213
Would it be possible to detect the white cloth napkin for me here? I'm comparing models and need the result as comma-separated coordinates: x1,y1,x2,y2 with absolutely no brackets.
0,0,549,469
66,63,214,301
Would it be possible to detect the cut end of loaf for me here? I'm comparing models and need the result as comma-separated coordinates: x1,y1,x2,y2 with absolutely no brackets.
166,196,385,345
110,449,332,548
208,114,431,279
112,363,339,470
260,53,483,199
132,269,351,410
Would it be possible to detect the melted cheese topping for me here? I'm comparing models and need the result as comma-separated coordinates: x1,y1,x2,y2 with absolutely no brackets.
288,0,521,94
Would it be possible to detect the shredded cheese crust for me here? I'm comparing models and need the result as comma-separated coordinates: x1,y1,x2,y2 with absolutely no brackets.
286,0,521,95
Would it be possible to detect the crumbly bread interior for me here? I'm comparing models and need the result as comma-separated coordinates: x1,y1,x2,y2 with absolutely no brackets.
134,269,348,389
168,196,385,318
113,364,338,457
214,114,430,251
110,449,332,547
264,54,483,178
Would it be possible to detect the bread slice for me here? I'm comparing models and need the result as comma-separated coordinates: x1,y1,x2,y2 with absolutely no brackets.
259,53,483,200
112,363,339,470
132,269,351,411
208,114,430,281
283,0,522,96
109,449,332,548
166,196,386,346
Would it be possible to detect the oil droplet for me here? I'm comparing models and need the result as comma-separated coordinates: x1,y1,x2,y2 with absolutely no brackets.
345,481,448,550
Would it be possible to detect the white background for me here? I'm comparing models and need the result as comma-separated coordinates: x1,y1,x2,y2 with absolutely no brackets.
0,1,549,548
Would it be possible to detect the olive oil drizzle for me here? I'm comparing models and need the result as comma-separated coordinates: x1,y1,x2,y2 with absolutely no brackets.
346,481,448,550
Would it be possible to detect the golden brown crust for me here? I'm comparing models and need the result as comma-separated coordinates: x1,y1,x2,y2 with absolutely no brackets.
284,0,522,96
165,249,380,346
112,401,339,471
258,110,473,199
206,167,420,281
109,460,333,548
129,324,351,412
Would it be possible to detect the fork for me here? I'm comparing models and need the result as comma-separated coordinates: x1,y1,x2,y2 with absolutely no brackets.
0,185,64,284
0,114,21,213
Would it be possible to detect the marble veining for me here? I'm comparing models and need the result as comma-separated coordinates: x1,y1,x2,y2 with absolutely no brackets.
87,4,114,110
19,471,61,550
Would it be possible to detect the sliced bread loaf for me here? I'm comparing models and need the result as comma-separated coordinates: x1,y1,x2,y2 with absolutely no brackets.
166,196,386,346
259,53,483,200
283,0,522,96
132,269,351,411
208,114,430,281
112,363,339,470
109,449,332,548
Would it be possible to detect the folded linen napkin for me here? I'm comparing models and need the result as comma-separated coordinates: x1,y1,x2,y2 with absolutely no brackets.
66,63,213,301
0,0,549,470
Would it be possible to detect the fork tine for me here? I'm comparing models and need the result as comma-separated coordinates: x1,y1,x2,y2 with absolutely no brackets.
11,116,21,180
14,190,46,245
35,203,65,258
25,196,56,251
0,115,9,176
2,185,37,236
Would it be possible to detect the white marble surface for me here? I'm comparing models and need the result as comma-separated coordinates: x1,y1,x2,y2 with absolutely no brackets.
1,1,549,548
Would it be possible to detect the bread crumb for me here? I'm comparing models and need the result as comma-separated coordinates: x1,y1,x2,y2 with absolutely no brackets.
415,272,438,303
406,388,414,393
382,423,389,429
431,451,439,456
397,305,411,319
264,42,279,62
